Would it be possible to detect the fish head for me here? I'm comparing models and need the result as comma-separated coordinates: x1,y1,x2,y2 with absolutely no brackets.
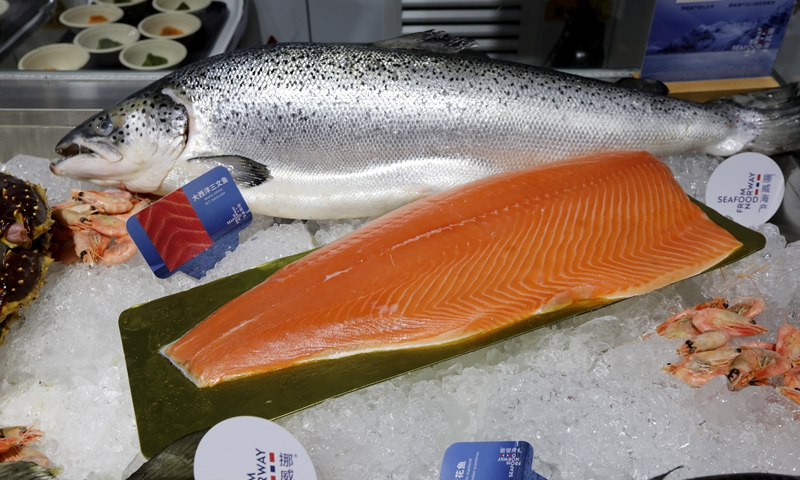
52,88,188,193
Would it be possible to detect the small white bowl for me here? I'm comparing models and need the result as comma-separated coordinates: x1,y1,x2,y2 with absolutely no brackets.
92,0,148,7
74,23,141,66
59,4,124,30
74,23,140,53
152,0,211,14
119,39,187,70
18,44,90,71
92,0,149,19
138,12,201,41
0,1,10,18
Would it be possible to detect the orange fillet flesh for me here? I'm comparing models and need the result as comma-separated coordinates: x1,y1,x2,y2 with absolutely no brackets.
161,151,743,387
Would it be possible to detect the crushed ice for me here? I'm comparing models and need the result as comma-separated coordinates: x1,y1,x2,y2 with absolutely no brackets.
0,154,798,479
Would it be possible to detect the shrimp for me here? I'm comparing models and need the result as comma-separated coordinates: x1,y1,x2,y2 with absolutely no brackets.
656,296,732,337
73,230,111,266
0,444,50,468
656,310,702,339
690,308,769,337
0,425,43,454
662,347,741,387
677,331,729,356
52,190,152,266
726,297,766,319
69,189,133,214
693,297,730,310
739,341,776,350
776,324,800,367
98,235,138,267
726,347,792,391
777,365,800,406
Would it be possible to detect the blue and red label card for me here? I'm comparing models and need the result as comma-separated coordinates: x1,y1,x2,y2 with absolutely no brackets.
127,166,252,279
641,0,796,82
439,441,547,480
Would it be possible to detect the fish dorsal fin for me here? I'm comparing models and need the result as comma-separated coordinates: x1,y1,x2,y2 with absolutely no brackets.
188,155,271,188
372,30,479,54
615,77,670,96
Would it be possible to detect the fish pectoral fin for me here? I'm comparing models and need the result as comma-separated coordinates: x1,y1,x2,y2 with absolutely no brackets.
614,77,670,96
647,466,684,480
372,30,479,54
187,155,271,188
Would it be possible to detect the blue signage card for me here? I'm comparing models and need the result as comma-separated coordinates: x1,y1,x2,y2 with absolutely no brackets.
439,441,547,480
127,166,252,279
641,0,796,82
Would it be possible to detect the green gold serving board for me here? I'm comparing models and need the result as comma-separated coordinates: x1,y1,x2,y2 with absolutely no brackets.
120,200,765,458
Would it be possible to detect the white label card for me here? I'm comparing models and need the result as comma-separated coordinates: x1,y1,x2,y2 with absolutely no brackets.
705,152,784,228
194,416,318,480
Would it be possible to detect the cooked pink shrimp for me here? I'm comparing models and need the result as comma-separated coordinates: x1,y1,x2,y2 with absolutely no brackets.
693,297,729,311
776,324,800,367
726,297,765,319
677,331,729,356
70,189,133,214
73,230,111,266
0,444,50,467
726,347,792,391
739,341,775,350
82,214,128,237
656,297,733,339
52,190,150,266
778,365,800,406
113,197,151,220
656,310,702,339
662,346,741,387
691,308,768,337
0,425,43,454
98,235,138,267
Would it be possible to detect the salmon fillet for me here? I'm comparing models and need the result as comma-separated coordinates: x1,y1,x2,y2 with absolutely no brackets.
162,151,743,387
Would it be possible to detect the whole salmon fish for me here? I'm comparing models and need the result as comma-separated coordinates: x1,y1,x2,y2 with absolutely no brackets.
52,31,800,219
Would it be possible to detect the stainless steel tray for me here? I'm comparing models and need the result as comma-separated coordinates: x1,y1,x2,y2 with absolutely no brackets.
0,0,55,63
1,0,243,70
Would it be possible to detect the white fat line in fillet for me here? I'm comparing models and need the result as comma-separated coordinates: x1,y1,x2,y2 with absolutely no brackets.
650,196,717,265
431,261,496,318
631,166,665,279
492,208,539,301
565,192,602,283
576,183,607,277
187,321,259,363
620,168,678,279
520,197,560,292
586,176,636,282
558,194,590,283
477,211,534,304
612,167,673,282
461,226,528,312
509,204,548,296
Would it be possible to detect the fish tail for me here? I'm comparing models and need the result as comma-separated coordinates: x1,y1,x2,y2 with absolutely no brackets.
720,82,800,155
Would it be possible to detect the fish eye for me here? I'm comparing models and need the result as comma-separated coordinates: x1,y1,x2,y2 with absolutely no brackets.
96,117,115,136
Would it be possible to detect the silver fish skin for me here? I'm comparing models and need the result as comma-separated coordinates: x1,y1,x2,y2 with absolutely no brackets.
52,32,800,219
